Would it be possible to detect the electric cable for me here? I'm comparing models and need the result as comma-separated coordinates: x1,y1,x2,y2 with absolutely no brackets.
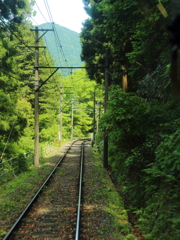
35,1,49,23
43,45,61,90
33,0,76,90
0,17,35,54
2,1,24,23
24,11,39,25
33,1,63,72
44,0,73,77
41,0,67,76
2,1,39,29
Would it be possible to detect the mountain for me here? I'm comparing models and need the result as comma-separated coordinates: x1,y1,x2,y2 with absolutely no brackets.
39,23,83,75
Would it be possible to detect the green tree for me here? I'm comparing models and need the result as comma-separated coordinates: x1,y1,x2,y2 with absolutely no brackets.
60,69,100,138
0,0,36,158
81,0,171,98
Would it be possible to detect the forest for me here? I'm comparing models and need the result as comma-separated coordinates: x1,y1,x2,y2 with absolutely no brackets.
0,1,99,177
80,0,180,239
0,0,180,239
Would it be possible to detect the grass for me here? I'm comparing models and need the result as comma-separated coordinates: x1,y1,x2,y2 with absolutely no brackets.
0,143,136,239
0,148,63,237
84,149,136,239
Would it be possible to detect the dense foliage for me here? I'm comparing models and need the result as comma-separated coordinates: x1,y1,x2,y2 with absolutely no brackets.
81,0,171,98
80,0,180,239
96,88,180,239
1,0,180,238
0,0,98,175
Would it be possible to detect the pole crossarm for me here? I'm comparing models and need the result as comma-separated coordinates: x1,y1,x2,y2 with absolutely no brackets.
37,66,108,69
35,66,108,90
30,29,54,42
60,87,73,88
35,68,59,92
31,29,54,31
28,46,46,48
37,31,48,41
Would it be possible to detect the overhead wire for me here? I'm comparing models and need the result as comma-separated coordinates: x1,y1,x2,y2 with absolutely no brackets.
0,17,35,54
34,0,66,76
44,0,66,73
35,1,49,23
0,5,35,83
2,0,75,91
24,11,39,25
40,25,63,97
43,0,75,85
2,1,24,24
43,38,61,90
14,1,61,97
31,0,76,90
2,1,61,90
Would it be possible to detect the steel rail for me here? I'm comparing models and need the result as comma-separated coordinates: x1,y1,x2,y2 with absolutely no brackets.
75,142,84,240
2,141,75,240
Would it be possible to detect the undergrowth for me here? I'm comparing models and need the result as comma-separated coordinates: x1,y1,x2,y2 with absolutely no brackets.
90,150,136,240
0,151,60,237
96,87,180,240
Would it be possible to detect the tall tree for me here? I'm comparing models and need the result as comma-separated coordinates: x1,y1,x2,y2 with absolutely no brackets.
81,0,171,100
0,0,36,157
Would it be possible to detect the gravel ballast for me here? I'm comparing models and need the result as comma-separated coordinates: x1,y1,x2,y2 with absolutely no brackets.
0,141,138,239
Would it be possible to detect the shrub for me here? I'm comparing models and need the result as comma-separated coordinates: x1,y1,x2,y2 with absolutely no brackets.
96,87,180,239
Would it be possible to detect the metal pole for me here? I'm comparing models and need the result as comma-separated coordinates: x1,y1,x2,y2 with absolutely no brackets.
103,48,108,168
97,101,101,133
60,83,63,143
34,26,39,167
92,90,96,146
71,97,74,140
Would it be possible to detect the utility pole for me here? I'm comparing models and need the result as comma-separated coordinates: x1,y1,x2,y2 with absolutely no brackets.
97,100,101,133
60,83,63,144
71,97,74,140
92,90,96,146
103,48,108,168
34,26,39,167
30,27,54,167
59,86,73,141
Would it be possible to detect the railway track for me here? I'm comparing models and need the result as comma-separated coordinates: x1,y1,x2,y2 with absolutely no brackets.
2,140,87,240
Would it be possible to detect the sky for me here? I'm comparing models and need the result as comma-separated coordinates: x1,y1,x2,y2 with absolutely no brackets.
32,0,89,33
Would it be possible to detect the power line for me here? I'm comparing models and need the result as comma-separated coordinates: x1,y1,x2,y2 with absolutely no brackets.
24,11,39,25
35,1,49,23
43,0,74,78
2,1,23,23
44,0,53,22
44,27,64,70
40,0,67,76
2,1,39,27
43,43,61,90
43,1,64,61
0,16,36,84
1,2,61,93
32,0,76,88
0,17,35,54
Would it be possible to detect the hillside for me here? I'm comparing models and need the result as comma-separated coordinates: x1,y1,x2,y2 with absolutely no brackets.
39,23,83,74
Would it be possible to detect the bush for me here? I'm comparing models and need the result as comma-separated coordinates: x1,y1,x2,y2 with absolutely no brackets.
13,154,28,174
96,87,180,239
